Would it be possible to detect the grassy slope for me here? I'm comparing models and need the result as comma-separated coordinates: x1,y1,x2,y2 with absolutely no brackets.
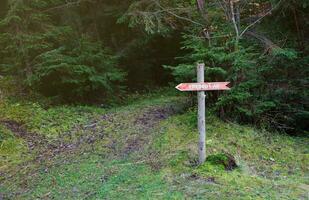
154,111,309,199
0,89,308,199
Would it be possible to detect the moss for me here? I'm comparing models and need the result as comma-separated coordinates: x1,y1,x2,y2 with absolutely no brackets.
206,153,228,165
197,161,225,173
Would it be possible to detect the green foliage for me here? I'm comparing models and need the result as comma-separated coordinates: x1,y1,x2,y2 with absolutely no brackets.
118,0,195,35
0,0,57,74
165,0,308,133
28,36,125,100
0,0,125,101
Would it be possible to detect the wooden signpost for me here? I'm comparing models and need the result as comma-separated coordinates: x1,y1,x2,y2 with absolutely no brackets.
176,63,231,164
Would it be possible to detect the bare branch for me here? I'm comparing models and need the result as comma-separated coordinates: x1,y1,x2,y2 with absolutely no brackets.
230,0,239,39
245,30,281,52
239,0,282,38
43,0,93,12
152,0,204,27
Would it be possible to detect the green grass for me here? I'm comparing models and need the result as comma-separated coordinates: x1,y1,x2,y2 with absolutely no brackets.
0,92,308,199
152,109,309,199
0,125,29,170
0,92,188,199
0,101,106,139
16,154,183,200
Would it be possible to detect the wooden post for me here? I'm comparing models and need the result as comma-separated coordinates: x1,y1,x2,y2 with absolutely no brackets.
197,63,206,164
175,64,230,164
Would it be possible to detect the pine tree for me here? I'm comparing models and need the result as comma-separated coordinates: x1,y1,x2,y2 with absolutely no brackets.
0,0,125,101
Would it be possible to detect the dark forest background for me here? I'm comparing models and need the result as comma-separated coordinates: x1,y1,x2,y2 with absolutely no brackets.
0,0,308,134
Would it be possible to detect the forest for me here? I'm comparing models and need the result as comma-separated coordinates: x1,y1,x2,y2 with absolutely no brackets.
0,0,308,199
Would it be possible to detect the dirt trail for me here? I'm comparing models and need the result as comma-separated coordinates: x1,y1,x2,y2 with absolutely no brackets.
0,120,44,151
124,106,180,154
0,120,79,162
0,107,167,166
1,102,188,179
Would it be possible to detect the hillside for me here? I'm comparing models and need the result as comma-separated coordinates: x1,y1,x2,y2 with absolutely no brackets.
0,92,308,199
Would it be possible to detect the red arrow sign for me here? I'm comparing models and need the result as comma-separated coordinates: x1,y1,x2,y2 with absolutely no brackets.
176,82,230,92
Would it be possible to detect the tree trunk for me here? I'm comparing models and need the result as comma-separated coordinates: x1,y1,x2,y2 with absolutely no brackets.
196,0,210,43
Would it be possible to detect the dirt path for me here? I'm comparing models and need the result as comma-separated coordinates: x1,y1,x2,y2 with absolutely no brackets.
124,106,179,155
0,120,44,151
0,101,189,198
0,105,178,168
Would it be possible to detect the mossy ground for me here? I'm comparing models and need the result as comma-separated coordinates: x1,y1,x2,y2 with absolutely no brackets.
0,87,308,199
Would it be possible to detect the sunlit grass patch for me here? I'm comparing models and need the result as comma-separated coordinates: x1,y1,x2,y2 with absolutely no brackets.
0,101,105,138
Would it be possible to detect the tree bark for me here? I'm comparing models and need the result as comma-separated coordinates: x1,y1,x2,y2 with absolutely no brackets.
292,8,303,49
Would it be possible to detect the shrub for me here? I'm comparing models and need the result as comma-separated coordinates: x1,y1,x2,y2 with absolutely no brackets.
27,36,125,101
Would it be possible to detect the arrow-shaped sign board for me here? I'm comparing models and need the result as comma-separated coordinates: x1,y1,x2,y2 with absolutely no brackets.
176,82,230,92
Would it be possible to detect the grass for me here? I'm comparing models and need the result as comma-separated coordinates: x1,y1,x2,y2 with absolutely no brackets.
0,101,105,139
0,90,308,199
17,155,183,199
152,109,309,199
0,125,29,170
